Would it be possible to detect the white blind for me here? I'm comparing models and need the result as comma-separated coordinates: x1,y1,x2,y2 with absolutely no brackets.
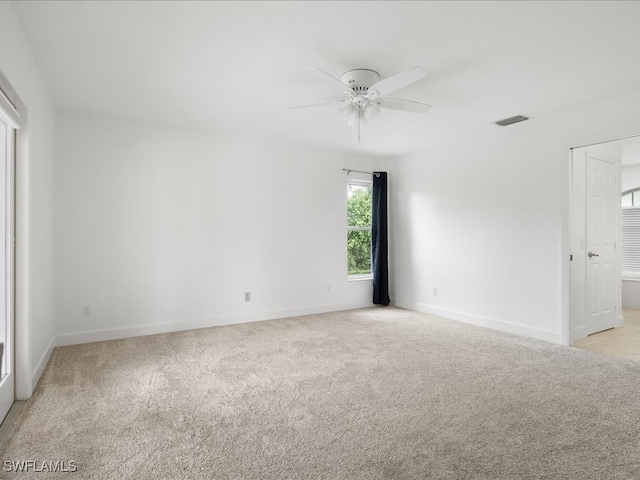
621,207,640,272
0,69,20,129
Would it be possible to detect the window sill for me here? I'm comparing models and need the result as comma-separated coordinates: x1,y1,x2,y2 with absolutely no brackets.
348,275,373,282
622,274,640,282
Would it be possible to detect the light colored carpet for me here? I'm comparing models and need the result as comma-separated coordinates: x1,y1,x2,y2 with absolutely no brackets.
1,307,640,479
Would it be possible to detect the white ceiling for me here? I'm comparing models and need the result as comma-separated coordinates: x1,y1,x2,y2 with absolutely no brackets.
11,1,640,156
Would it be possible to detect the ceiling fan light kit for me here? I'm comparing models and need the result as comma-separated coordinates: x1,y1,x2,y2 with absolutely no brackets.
288,66,432,143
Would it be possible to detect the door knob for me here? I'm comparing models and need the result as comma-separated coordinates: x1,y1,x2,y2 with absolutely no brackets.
588,251,599,258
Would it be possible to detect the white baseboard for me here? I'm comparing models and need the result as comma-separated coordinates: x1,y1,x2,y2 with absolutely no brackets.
31,336,55,391
392,297,562,345
56,300,373,347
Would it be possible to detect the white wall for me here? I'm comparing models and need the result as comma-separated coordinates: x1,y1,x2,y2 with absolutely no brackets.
0,3,56,398
388,122,563,343
622,282,640,310
621,164,640,194
389,89,640,345
55,112,385,344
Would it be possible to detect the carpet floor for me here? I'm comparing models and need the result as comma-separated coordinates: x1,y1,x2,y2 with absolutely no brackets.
1,307,640,479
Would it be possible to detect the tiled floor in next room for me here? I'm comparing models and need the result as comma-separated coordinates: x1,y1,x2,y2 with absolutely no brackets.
574,309,640,361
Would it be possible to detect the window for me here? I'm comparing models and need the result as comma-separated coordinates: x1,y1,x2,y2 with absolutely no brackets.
347,180,372,277
622,188,640,207
622,189,640,278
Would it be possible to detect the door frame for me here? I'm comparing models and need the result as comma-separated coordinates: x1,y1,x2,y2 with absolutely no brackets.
0,95,18,419
0,122,16,421
0,64,31,401
562,128,640,346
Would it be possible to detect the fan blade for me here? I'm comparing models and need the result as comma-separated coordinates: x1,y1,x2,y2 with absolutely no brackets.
307,67,353,94
286,99,348,110
366,66,428,97
379,97,432,113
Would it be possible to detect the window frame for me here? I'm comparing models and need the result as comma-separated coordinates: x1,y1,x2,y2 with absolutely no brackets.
622,188,640,207
347,178,373,280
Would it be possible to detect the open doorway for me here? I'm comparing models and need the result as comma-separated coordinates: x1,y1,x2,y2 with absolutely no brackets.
571,135,640,360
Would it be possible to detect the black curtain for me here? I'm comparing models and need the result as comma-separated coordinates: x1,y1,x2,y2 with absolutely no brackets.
372,172,390,305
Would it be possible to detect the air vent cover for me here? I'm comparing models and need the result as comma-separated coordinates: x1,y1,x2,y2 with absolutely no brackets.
495,115,529,126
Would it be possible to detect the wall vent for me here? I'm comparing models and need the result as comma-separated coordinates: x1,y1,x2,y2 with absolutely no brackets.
495,115,529,126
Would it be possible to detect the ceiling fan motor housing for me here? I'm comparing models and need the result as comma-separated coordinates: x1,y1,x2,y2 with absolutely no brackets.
340,69,380,93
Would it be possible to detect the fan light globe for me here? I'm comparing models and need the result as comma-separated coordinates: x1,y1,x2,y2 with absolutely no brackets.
365,103,381,122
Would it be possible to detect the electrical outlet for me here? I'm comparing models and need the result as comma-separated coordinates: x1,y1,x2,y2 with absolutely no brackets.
82,305,91,316
244,292,251,302
433,288,438,297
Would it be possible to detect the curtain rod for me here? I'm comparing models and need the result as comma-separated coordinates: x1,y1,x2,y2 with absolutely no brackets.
343,168,380,177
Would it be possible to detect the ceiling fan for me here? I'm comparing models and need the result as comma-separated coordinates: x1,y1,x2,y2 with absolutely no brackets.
287,66,432,142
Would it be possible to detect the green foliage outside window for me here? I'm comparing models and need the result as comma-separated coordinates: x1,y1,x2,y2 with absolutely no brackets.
347,185,372,275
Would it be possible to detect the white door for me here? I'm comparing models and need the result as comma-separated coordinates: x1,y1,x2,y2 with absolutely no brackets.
585,155,617,335
0,119,14,422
